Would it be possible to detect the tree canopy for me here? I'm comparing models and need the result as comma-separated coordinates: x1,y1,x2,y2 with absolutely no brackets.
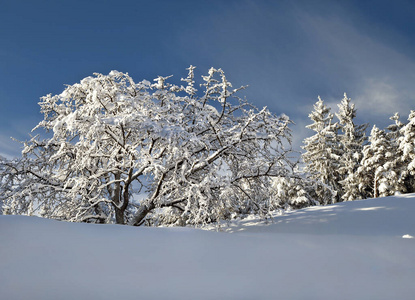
0,67,296,226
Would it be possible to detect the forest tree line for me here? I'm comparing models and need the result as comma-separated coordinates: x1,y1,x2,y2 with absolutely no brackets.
303,94,415,204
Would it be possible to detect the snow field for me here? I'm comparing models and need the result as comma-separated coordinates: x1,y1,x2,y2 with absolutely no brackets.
1,194,415,300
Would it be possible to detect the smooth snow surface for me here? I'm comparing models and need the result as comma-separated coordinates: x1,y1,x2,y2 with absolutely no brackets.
1,194,415,300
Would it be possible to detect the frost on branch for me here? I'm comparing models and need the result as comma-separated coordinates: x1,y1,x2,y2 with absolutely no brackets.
0,67,297,226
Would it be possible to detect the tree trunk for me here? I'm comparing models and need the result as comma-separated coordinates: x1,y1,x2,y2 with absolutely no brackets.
129,200,155,226
373,176,378,198
115,207,125,224
113,172,125,224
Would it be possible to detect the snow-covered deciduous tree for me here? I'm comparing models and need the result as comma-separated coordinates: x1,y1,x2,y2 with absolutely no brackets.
0,67,295,226
336,93,368,201
302,96,340,203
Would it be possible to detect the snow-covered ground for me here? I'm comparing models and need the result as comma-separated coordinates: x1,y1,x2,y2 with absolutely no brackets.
1,194,415,300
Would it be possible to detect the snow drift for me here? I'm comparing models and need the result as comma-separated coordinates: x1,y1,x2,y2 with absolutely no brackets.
1,194,415,300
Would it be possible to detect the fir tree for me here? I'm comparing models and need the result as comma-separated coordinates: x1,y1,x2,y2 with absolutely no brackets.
357,125,400,198
336,93,368,201
385,112,404,141
398,110,415,193
384,113,407,194
302,96,340,203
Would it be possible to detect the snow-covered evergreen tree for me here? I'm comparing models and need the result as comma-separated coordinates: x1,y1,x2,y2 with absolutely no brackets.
357,125,401,198
302,96,339,203
0,67,295,226
398,110,415,193
271,173,334,209
385,112,404,142
271,176,316,209
336,93,368,201
0,156,6,215
384,113,407,194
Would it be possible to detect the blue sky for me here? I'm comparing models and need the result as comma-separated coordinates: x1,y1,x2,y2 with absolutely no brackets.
1,0,415,158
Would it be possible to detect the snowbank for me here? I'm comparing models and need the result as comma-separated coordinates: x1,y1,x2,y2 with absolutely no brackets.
1,194,415,300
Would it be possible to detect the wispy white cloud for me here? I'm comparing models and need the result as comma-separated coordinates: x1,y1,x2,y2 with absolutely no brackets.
297,6,415,124
0,134,22,159
355,78,404,115
0,116,39,159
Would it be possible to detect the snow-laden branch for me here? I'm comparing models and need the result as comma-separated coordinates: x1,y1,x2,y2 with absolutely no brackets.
1,67,297,226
